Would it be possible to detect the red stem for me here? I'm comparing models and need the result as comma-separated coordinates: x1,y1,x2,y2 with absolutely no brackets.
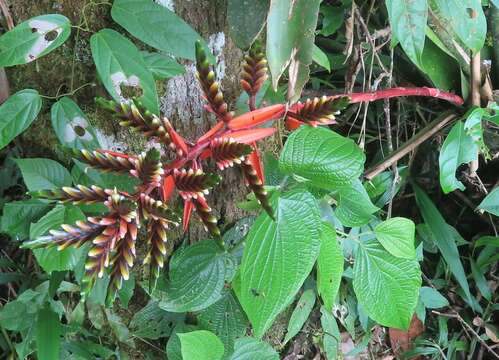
342,87,464,106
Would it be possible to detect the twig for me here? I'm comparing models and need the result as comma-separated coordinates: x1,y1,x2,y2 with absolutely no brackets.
432,310,499,359
364,113,458,180
0,0,14,30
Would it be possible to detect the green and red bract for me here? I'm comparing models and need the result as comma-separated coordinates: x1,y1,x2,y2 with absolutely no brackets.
21,40,463,304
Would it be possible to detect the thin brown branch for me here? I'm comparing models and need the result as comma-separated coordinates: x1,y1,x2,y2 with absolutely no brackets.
364,113,458,180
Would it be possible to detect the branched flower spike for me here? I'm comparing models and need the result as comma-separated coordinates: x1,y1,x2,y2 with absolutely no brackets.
32,185,111,204
195,41,232,122
210,138,253,170
131,148,164,186
241,41,268,98
241,157,274,219
20,42,386,303
73,149,136,174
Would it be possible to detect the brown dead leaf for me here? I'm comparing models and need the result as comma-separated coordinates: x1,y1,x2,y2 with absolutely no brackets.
389,315,424,359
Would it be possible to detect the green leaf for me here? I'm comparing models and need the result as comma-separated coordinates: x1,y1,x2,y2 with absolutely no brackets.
179,330,224,360
419,286,449,308
312,44,331,72
51,97,100,150
237,190,321,337
319,5,345,36
334,180,379,227
279,126,365,190
1,199,49,239
477,187,499,216
364,167,408,207
118,274,134,308
353,240,421,329
230,337,279,360
141,51,185,80
320,307,340,359
266,0,321,100
36,306,61,360
0,14,71,67
166,324,199,360
385,0,428,67
317,222,343,311
464,107,489,159
439,121,478,193
30,205,87,273
228,0,269,49
111,0,207,60
475,236,499,248
90,29,159,114
284,289,316,344
374,217,416,259
413,184,474,306
15,158,72,191
430,0,486,54
198,291,248,356
0,89,42,150
158,241,236,312
470,260,491,301
130,300,184,339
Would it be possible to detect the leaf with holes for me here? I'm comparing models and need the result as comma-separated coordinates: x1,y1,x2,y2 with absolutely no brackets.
141,51,185,80
374,217,416,259
90,29,159,114
353,240,421,330
430,0,486,53
51,97,100,150
477,187,499,216
230,337,279,360
0,14,71,66
130,300,184,339
439,121,478,194
15,158,72,191
237,189,321,337
317,222,343,311
198,291,248,357
385,0,428,67
111,0,209,60
0,89,42,150
279,126,365,189
158,241,236,312
179,330,224,360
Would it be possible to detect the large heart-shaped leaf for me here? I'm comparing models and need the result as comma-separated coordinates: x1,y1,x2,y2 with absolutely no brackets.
353,239,421,330
111,0,207,60
90,29,159,114
431,0,486,54
51,97,100,150
374,217,416,259
0,14,71,67
237,189,321,337
158,241,236,312
0,89,42,150
439,121,478,194
178,330,224,360
15,158,72,191
198,291,247,357
317,222,343,312
230,337,279,360
385,0,428,67
279,126,365,190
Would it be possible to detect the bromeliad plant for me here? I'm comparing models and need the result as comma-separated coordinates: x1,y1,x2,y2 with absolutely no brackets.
20,40,465,305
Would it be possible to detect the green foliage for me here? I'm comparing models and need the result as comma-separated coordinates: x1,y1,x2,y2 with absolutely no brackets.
0,14,71,66
178,330,225,360
284,289,316,344
0,89,42,150
374,217,416,259
237,190,321,337
228,0,269,50
230,337,279,360
15,158,72,191
477,187,499,216
35,306,61,360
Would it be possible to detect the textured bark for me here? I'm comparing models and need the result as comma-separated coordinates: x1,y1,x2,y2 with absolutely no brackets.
162,0,248,240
